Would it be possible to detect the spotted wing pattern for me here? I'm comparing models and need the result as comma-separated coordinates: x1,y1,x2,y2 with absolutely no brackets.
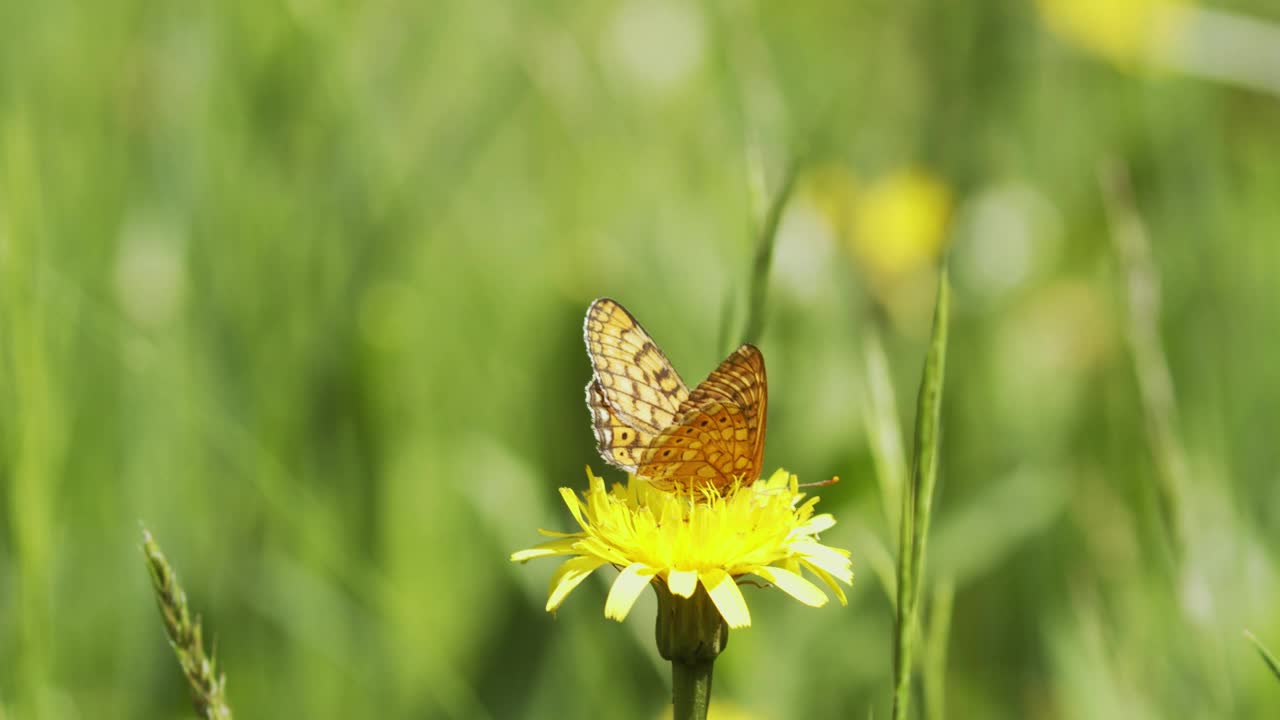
584,298,690,472
586,380,643,471
635,344,768,493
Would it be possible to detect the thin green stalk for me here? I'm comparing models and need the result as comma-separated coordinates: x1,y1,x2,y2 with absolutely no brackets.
1100,163,1236,708
2,110,57,720
923,579,955,720
1245,631,1280,682
1099,162,1187,563
891,264,951,720
142,529,233,720
741,161,799,347
863,326,908,539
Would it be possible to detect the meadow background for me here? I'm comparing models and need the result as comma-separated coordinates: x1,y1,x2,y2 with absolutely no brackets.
3,1,1280,718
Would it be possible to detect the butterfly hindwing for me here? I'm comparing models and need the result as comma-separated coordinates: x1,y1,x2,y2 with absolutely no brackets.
635,345,767,492
685,344,767,479
585,379,645,471
635,400,752,492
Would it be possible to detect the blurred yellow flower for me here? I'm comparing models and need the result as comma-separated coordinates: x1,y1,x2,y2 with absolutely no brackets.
1037,0,1188,65
851,169,952,280
511,468,852,629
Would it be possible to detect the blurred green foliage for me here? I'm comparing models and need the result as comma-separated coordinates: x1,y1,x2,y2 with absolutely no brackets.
2,1,1280,718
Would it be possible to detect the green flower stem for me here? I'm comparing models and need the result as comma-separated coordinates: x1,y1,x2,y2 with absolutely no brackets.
655,582,728,720
891,264,950,720
672,660,715,720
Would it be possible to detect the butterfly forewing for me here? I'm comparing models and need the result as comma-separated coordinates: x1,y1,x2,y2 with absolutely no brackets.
583,298,690,435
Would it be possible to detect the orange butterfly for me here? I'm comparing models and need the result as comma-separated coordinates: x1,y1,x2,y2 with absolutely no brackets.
583,298,767,493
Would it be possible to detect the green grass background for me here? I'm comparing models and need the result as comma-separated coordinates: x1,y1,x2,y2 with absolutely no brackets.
2,1,1280,718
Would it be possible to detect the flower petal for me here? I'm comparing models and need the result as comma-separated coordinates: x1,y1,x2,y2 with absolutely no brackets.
797,513,836,535
667,568,698,598
762,468,791,489
701,568,751,629
604,563,657,622
803,561,850,606
546,556,608,611
793,541,854,584
577,538,631,567
559,487,588,529
510,538,581,562
751,566,828,607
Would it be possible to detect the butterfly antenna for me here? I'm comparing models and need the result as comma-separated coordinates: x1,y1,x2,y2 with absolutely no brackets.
798,476,840,489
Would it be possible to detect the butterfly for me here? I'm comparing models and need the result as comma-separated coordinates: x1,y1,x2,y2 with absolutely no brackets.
583,298,767,493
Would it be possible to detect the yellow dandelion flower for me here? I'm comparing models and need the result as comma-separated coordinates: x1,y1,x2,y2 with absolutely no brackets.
1037,0,1188,66
852,169,952,280
510,467,853,630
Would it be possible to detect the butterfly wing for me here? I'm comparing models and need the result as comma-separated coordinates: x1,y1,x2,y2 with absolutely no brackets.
683,343,767,476
585,379,643,471
635,344,767,492
583,298,690,436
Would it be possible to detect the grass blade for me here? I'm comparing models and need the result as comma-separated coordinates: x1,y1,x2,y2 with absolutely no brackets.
863,326,908,539
142,528,234,720
740,162,799,347
924,579,955,720
2,111,58,719
891,264,951,720
1099,162,1188,563
1245,631,1280,682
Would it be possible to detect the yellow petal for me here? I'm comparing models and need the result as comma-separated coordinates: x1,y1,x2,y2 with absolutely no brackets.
604,563,657,622
546,556,608,611
577,538,631,567
759,468,792,491
510,538,580,562
559,487,588,529
751,566,828,607
667,568,698,598
803,561,850,606
793,541,854,583
797,513,836,535
701,568,751,629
